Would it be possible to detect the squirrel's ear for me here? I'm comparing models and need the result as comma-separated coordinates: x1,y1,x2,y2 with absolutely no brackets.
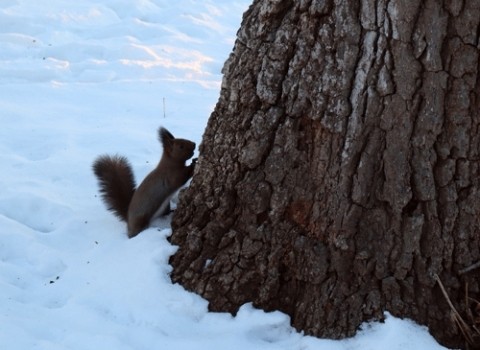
159,127,175,146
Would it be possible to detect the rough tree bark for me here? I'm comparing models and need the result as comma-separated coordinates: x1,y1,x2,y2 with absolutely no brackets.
169,0,480,348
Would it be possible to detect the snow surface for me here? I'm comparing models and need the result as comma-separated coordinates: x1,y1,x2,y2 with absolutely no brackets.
0,1,448,349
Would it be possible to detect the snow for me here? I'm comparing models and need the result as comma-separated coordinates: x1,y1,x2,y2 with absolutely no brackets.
0,1,447,349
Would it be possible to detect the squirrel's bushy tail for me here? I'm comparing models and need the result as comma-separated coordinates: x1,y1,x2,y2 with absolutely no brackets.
93,155,136,222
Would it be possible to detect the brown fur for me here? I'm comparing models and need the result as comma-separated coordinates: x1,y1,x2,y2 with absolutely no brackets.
93,155,136,222
92,127,196,238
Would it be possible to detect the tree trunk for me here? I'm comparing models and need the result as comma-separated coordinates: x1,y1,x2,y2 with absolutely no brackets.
169,0,480,348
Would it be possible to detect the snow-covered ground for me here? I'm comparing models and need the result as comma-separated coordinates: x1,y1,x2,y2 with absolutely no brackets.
0,1,448,349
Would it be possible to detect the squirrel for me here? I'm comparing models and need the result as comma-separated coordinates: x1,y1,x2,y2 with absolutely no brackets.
92,127,196,238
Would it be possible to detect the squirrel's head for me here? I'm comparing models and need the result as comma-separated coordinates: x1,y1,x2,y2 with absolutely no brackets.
159,127,195,161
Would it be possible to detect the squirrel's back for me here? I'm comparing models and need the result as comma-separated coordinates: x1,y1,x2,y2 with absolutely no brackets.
92,155,136,222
